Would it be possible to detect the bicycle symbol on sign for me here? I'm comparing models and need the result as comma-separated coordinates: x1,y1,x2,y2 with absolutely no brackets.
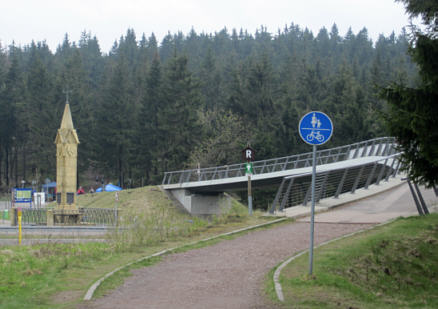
306,113,325,143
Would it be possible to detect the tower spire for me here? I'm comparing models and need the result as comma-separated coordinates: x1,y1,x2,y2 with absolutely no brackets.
63,89,72,104
60,100,74,130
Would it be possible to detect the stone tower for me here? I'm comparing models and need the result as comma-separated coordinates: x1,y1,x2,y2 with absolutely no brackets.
53,102,80,223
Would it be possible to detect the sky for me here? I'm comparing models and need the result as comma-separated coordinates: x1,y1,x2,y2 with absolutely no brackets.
1,0,411,53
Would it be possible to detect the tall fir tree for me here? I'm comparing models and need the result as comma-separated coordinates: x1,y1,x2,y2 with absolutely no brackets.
137,55,162,183
94,57,134,186
156,55,202,172
382,0,438,186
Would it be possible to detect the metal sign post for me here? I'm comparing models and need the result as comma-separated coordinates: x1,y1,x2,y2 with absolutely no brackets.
17,208,22,245
115,192,119,226
245,162,254,215
243,146,255,215
299,111,333,276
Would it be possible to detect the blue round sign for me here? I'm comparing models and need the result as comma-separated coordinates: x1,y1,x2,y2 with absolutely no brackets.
299,111,333,145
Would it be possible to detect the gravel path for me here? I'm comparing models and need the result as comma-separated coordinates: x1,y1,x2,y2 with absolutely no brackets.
80,184,437,309
81,221,372,309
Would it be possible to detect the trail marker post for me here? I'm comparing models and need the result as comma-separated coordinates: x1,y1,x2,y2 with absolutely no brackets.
243,146,255,215
299,111,333,276
17,208,22,245
115,192,119,226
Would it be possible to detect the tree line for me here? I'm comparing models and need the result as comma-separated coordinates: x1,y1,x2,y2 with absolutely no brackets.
0,23,418,190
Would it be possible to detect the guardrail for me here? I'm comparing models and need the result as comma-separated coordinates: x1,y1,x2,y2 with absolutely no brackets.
162,137,397,185
269,153,403,213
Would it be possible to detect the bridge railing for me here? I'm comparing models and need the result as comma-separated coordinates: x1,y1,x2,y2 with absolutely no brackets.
162,137,397,186
269,152,403,213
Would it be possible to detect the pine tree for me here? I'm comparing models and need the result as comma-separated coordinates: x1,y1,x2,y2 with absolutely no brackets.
25,44,56,180
199,48,222,110
156,55,202,172
0,55,22,186
382,0,438,186
137,55,162,183
95,58,134,186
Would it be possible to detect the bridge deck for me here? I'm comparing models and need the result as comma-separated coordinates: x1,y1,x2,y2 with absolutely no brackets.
163,137,398,191
163,155,390,192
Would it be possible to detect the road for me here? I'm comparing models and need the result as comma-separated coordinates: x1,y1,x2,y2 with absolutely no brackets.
299,183,437,224
80,183,437,309
0,201,10,210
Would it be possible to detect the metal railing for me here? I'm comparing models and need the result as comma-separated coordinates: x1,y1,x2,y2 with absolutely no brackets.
20,209,48,225
269,153,403,213
80,208,119,226
14,208,119,226
162,137,397,186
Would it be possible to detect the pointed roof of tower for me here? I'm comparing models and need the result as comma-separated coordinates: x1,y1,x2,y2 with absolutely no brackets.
60,103,74,129
55,103,80,144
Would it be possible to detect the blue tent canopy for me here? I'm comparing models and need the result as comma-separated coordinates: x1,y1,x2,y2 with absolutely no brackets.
42,182,57,189
96,184,122,192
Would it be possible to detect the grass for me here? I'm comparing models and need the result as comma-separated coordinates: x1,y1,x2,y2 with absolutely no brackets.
0,185,282,308
76,186,168,210
271,213,438,308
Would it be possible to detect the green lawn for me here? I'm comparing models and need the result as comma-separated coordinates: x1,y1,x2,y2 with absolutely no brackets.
0,185,280,309
272,213,438,308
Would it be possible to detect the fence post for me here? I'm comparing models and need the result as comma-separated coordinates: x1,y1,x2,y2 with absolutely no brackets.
414,183,429,215
433,185,438,197
407,179,424,216
364,162,377,189
360,141,368,157
344,145,352,160
351,166,365,193
302,180,312,206
316,172,330,202
391,158,401,177
270,178,286,213
368,140,376,156
385,158,397,181
334,168,349,198
352,143,360,159
375,142,383,156
280,178,295,211
376,159,388,185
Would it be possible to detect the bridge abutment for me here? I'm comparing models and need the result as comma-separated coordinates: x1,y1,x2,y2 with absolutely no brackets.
169,189,231,215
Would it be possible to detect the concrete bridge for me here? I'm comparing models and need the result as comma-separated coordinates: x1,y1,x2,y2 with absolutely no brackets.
162,137,402,215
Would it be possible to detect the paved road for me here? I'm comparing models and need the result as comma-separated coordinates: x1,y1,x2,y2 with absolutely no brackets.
0,238,106,246
0,226,110,246
0,201,10,210
80,183,437,309
299,183,437,224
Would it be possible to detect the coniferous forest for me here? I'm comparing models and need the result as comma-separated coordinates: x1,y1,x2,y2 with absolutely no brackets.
0,24,418,190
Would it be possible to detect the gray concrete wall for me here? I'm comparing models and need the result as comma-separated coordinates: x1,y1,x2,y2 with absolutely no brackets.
169,189,231,215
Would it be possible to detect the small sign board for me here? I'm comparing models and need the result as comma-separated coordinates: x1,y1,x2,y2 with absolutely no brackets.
14,188,33,203
299,111,333,145
245,162,254,175
242,146,255,162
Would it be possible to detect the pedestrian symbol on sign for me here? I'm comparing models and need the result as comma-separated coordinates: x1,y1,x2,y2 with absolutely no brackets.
245,162,254,175
299,111,333,146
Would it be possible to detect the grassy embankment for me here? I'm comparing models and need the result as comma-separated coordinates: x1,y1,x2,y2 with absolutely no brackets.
267,213,438,308
0,186,282,309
